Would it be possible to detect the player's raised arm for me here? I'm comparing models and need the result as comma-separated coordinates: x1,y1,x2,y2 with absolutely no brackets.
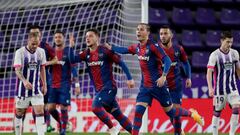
69,33,75,48
71,65,80,96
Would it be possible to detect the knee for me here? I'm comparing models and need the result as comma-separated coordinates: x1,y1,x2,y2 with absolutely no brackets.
163,104,173,112
16,109,26,116
60,105,68,110
34,106,44,115
48,104,56,112
92,106,100,114
135,104,147,114
213,110,221,117
136,102,148,108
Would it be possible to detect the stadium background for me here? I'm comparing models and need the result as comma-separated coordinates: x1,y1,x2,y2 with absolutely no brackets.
0,0,240,134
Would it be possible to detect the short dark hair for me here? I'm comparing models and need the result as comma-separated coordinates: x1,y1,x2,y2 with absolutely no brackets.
86,29,100,37
160,25,171,30
28,25,41,32
54,30,65,37
221,31,233,40
138,23,151,32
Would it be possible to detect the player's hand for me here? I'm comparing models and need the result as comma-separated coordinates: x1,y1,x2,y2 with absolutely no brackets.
52,56,58,64
69,33,75,48
75,87,80,96
209,87,214,97
23,80,33,90
46,56,58,65
104,43,112,50
42,85,47,95
156,75,166,87
185,78,192,88
127,79,135,88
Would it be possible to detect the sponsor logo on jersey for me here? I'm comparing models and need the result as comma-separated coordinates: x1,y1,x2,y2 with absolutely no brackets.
87,61,103,66
138,56,149,61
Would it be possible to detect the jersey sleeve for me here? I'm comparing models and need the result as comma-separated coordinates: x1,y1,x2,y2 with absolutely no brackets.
45,43,55,59
74,50,87,62
207,52,216,69
41,48,47,66
104,46,121,64
150,43,167,60
234,50,240,68
13,49,22,68
179,45,188,62
127,44,138,54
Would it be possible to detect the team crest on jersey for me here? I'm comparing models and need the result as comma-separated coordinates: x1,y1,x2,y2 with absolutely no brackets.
224,61,233,70
175,51,179,57
87,55,90,59
99,53,103,58
28,61,38,70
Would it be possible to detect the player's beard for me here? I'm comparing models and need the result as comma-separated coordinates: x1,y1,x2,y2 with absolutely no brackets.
161,38,170,46
56,44,62,47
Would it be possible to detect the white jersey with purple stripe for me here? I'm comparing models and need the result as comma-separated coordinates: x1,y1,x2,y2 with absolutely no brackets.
13,46,46,97
207,48,239,96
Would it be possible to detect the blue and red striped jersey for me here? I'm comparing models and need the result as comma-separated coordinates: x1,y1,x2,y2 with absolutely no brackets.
39,41,55,86
77,46,122,91
126,40,168,88
51,46,75,89
161,44,188,89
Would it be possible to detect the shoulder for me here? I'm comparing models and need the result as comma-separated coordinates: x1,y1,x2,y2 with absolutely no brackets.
210,49,219,57
37,47,46,55
230,48,239,57
64,46,71,50
99,45,109,52
231,48,238,54
79,49,88,57
37,47,45,52
16,47,24,52
149,42,163,51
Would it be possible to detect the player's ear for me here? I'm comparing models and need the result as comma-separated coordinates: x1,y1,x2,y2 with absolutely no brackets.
170,31,173,39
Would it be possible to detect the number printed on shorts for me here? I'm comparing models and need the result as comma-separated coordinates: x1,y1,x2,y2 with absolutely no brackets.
216,96,224,104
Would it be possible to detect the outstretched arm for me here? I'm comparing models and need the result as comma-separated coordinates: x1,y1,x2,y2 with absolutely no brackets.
118,60,135,88
105,46,135,88
105,43,136,54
